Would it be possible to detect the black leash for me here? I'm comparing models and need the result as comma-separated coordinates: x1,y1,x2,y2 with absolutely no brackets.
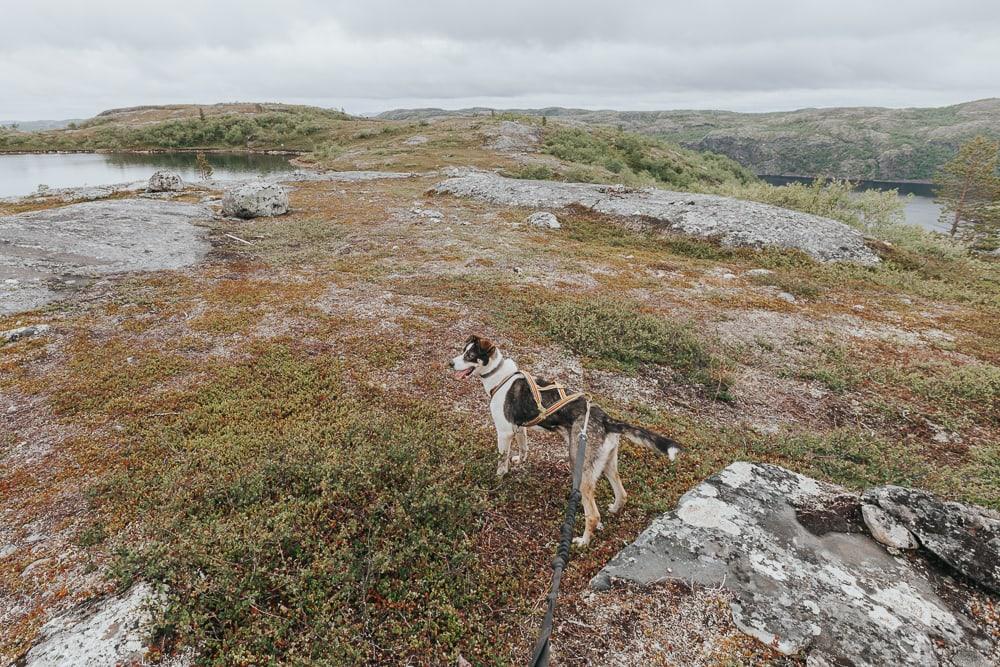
529,401,591,667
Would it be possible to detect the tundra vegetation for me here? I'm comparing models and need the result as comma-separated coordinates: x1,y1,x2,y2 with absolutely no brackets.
1,105,999,665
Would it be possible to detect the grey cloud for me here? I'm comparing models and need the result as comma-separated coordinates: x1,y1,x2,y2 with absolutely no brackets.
1,1,998,119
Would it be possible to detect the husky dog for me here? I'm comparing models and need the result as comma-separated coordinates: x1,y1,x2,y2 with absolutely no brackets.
450,334,681,547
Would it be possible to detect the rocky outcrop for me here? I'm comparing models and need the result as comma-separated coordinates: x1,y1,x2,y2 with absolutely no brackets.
221,182,289,218
864,486,1000,593
0,199,211,315
484,120,540,153
433,172,880,264
21,584,160,666
1,324,50,344
592,463,997,666
147,170,184,192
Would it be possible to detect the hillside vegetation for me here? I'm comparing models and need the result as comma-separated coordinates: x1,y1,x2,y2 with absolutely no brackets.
2,110,999,664
380,99,1000,181
0,103,352,152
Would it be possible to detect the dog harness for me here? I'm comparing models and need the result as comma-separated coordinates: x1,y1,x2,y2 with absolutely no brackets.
489,369,587,428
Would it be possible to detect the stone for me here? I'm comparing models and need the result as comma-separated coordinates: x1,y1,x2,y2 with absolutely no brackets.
864,485,1000,593
403,135,429,145
410,207,444,220
146,170,184,192
22,584,160,666
861,503,919,549
592,463,996,666
221,182,289,218
746,268,774,277
777,291,797,303
433,172,880,264
1,324,51,344
526,211,560,229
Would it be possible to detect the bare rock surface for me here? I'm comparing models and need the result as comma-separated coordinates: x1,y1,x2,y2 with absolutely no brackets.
592,462,997,666
22,584,158,666
484,120,540,153
864,485,1000,593
221,182,289,218
0,199,211,315
433,171,879,264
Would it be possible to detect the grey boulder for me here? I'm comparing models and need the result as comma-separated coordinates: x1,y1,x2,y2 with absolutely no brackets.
526,211,560,229
592,462,996,666
221,182,289,219
864,485,1000,593
147,170,184,192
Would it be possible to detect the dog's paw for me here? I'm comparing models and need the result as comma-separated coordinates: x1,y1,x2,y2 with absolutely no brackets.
572,535,591,548
511,455,521,465
596,521,604,532
495,463,509,477
607,503,623,515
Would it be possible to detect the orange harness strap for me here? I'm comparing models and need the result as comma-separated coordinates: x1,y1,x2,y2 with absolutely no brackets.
520,371,586,427
488,370,587,427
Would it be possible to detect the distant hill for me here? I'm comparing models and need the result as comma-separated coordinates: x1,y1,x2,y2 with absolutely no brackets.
0,118,83,132
0,103,353,152
379,99,1000,181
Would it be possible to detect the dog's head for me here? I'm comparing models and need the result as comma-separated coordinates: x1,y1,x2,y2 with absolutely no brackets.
449,334,496,380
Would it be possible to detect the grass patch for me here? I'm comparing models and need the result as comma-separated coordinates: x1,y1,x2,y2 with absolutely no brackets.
530,298,731,397
101,345,535,664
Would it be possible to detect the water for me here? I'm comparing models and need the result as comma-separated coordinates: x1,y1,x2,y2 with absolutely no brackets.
0,152,295,198
760,175,947,233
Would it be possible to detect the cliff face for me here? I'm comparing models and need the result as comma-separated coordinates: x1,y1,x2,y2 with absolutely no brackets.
380,99,1000,181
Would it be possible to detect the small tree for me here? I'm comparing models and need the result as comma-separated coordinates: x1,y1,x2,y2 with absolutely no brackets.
195,152,214,181
934,135,1000,238
199,107,206,122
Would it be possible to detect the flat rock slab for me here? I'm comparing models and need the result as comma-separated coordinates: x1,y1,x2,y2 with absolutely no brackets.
22,584,157,666
0,199,211,315
591,462,997,666
433,172,880,264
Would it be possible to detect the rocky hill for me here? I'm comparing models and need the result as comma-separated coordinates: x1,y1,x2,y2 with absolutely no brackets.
380,99,1000,181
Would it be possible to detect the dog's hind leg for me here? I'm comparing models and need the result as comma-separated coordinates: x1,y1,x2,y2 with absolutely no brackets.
496,430,515,477
512,427,529,465
604,448,627,515
572,468,602,548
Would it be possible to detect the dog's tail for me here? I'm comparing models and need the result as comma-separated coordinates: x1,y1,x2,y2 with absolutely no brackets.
608,420,682,461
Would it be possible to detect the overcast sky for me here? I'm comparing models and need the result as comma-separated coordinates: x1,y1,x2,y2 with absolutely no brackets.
3,0,999,119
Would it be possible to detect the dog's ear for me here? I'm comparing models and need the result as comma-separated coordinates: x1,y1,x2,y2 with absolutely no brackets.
477,336,496,357
464,334,477,348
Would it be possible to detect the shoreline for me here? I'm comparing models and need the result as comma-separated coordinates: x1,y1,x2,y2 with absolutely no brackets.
0,147,305,156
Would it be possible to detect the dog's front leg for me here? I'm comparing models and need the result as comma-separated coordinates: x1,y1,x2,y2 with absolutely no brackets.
496,430,515,477
512,427,529,465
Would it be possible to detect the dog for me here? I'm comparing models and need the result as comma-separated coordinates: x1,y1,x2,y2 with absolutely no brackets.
450,334,681,547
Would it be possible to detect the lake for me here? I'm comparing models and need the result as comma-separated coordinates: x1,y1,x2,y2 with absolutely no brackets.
0,151,295,198
760,175,947,233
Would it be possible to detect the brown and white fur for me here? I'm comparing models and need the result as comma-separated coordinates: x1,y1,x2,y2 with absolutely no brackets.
450,335,681,547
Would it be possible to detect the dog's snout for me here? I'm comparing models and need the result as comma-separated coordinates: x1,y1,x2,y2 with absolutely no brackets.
447,359,455,369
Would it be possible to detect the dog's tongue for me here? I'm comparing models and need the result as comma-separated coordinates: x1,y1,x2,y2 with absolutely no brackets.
453,369,472,380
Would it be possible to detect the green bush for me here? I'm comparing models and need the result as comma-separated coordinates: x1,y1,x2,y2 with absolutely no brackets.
543,127,755,189
529,297,730,397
